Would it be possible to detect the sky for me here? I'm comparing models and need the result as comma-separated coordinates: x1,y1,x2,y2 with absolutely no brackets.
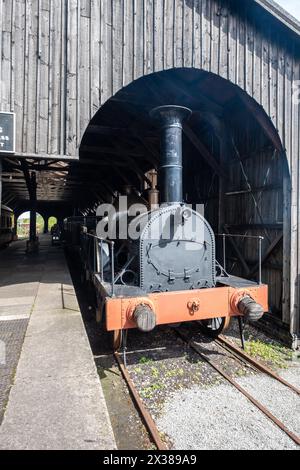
275,0,300,20
18,212,30,220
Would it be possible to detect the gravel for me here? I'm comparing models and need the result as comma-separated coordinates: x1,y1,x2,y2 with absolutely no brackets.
125,324,300,450
280,364,300,389
156,378,299,450
236,374,300,437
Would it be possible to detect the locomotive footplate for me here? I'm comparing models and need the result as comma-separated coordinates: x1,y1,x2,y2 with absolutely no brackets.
103,280,268,332
216,274,261,289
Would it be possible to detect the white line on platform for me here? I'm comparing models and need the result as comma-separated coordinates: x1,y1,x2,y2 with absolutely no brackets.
0,297,34,306
0,314,30,321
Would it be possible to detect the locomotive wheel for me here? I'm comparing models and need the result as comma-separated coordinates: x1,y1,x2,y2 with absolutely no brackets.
113,330,122,351
199,317,231,338
169,323,182,328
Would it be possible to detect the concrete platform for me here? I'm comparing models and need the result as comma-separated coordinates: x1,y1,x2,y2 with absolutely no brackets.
0,236,116,450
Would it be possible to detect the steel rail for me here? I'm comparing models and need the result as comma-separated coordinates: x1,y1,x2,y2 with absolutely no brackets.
176,330,300,447
113,352,168,451
217,335,300,396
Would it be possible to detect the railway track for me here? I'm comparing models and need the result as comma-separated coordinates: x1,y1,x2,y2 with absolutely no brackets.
175,329,300,447
113,351,168,451
113,326,300,450
216,334,300,396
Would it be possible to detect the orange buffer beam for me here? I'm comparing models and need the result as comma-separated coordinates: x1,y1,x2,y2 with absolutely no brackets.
106,284,268,332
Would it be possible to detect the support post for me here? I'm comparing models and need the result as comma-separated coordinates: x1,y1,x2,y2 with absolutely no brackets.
27,172,39,253
29,173,37,241
218,123,230,267
44,217,49,234
238,316,246,351
13,212,18,240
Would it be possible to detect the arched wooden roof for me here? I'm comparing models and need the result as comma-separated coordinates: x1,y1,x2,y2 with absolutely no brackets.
1,0,299,209
76,68,283,208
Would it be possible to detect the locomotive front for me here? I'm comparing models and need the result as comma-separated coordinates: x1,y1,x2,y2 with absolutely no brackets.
128,106,216,296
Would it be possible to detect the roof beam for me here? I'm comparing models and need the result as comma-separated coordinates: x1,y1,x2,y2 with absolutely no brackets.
223,225,251,276
27,166,70,172
80,145,143,158
7,153,79,162
238,92,283,152
85,125,155,139
21,161,35,199
183,125,228,179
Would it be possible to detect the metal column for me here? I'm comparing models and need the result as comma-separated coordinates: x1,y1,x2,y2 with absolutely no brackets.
44,217,49,234
29,172,37,242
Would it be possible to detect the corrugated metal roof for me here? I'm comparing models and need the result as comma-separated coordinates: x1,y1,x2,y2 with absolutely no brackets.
254,0,300,36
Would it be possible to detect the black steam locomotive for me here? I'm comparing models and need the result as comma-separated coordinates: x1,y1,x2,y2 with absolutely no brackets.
66,106,268,350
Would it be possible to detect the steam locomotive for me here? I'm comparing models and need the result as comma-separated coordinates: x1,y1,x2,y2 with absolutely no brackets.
66,106,268,349
0,205,14,248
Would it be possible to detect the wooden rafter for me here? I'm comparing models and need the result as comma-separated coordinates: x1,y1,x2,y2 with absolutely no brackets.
238,92,283,152
183,125,228,179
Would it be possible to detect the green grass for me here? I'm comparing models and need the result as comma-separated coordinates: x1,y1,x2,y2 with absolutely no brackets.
165,368,185,378
245,339,293,369
139,356,153,365
151,366,160,378
140,383,164,399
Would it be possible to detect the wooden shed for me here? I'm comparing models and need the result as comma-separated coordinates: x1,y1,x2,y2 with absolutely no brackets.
0,0,299,347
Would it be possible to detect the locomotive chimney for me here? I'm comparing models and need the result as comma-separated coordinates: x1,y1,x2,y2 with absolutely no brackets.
150,105,192,204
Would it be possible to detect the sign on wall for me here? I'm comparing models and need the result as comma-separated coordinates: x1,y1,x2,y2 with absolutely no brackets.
0,112,15,154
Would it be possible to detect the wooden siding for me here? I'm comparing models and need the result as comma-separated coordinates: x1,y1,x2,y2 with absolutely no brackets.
1,0,299,164
0,0,299,340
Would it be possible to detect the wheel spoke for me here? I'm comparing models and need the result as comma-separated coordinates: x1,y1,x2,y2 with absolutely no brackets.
199,317,229,338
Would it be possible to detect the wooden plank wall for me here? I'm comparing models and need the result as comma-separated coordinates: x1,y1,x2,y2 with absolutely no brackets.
225,112,284,317
1,0,299,164
188,109,285,317
0,0,299,339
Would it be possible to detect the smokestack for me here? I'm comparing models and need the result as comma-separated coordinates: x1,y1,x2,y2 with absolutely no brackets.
150,105,192,204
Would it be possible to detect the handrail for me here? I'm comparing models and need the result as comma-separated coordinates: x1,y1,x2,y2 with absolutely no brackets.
217,233,264,285
217,233,264,241
82,230,115,297
82,231,115,246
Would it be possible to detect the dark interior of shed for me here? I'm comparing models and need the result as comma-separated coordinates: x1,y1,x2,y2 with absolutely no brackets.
77,68,288,320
